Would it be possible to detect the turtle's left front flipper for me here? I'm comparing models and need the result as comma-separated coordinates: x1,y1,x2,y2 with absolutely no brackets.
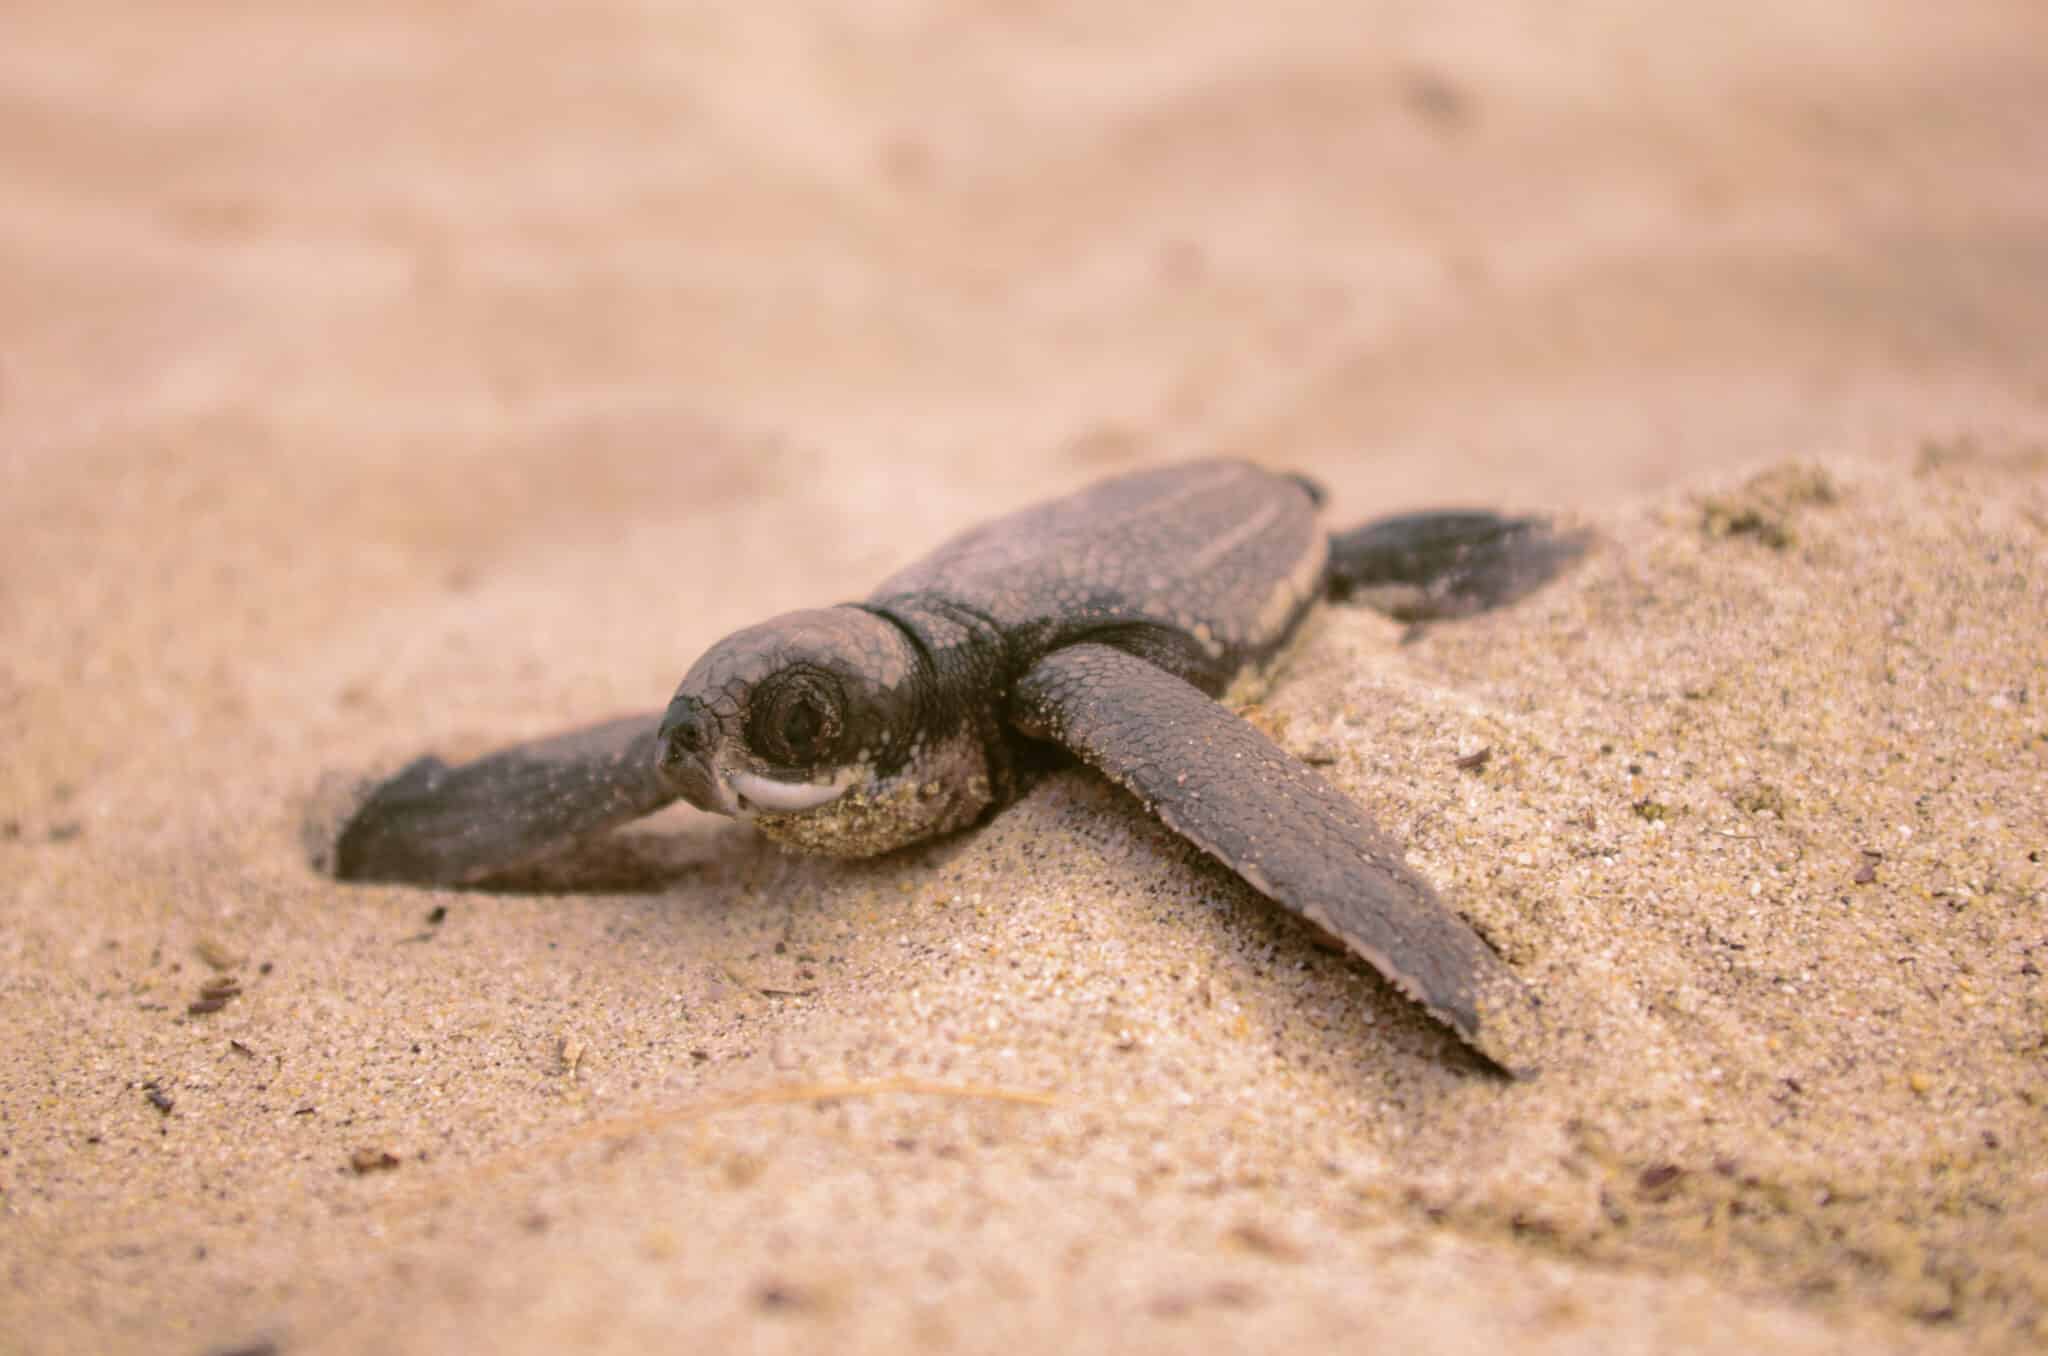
1009,644,1542,1075
323,712,677,886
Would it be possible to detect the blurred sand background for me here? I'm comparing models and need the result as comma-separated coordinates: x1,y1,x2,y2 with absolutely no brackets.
4,2,2047,1352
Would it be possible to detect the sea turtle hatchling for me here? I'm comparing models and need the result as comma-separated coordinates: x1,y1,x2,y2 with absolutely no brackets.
325,461,1583,1074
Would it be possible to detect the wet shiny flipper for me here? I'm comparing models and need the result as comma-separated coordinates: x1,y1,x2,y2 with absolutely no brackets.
1327,510,1588,622
1010,643,1543,1076
326,712,676,886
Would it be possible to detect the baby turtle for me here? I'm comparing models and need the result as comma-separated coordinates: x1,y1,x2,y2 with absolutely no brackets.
326,461,1582,1073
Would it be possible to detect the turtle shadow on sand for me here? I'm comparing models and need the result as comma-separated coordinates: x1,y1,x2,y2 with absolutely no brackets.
311,461,1587,1075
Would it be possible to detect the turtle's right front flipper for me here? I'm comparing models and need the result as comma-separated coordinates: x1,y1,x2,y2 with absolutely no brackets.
1009,644,1544,1076
325,712,677,886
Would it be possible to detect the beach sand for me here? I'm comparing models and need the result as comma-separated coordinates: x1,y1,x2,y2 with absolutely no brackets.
4,4,2047,1353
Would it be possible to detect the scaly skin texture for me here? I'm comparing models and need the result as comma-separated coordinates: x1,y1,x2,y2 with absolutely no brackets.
328,715,674,885
1010,643,1544,1076
660,601,1015,857
874,460,1328,695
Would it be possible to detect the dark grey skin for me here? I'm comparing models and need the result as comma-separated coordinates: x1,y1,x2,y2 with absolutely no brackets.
328,461,1582,1074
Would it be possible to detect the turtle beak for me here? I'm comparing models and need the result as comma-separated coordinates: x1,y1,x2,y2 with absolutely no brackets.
656,695,736,816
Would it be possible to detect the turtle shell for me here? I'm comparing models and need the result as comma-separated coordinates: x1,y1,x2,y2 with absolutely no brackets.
869,460,1327,693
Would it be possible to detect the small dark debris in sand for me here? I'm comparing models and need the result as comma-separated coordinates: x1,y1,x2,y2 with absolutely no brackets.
1455,746,1493,773
1632,799,1670,823
1400,67,1473,130
188,975,243,1015
1208,1280,1261,1308
202,1340,280,1356
1854,849,1883,885
426,905,448,926
1698,464,1838,551
1225,1222,1307,1262
47,821,83,843
143,1083,174,1115
228,1039,258,1058
877,133,936,191
1637,1163,1685,1201
1703,506,1793,549
754,1281,818,1313
1732,783,1788,818
349,1148,401,1175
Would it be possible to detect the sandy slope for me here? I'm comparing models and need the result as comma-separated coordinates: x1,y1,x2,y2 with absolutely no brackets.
4,3,2047,1352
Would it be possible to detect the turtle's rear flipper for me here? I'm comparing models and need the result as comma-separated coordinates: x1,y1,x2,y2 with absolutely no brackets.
323,712,676,886
1328,511,1587,622
1010,644,1542,1076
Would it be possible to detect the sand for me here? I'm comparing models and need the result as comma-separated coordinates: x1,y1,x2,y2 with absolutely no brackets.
4,3,2048,1353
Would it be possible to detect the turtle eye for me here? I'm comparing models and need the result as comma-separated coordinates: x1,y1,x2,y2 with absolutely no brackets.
749,669,845,767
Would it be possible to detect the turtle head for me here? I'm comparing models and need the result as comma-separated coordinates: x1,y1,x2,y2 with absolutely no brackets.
656,607,994,856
